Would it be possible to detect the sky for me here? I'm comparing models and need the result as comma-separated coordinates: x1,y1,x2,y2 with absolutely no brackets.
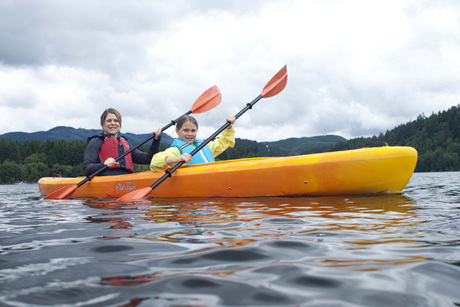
0,0,459,142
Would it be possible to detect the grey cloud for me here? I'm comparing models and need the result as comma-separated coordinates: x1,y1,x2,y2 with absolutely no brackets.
1,0,459,141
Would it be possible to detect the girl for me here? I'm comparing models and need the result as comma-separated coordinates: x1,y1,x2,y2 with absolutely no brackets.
150,114,236,172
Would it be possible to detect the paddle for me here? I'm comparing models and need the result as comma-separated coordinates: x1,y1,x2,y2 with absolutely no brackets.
117,65,288,202
43,86,222,200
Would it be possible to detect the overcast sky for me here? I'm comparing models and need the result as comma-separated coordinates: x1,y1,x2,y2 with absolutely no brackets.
1,0,459,142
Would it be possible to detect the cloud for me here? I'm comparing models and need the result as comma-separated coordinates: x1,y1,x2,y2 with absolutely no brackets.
0,0,459,141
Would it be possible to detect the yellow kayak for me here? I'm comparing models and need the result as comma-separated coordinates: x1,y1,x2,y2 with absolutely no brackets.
38,146,417,199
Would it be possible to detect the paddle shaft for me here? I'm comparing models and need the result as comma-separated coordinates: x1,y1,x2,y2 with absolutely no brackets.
79,110,193,187
148,94,263,191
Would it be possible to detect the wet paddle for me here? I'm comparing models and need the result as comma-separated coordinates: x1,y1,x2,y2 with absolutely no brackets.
117,65,288,202
44,86,222,200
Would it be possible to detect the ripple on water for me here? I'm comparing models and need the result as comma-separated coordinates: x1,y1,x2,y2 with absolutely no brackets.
150,274,302,306
1,178,460,306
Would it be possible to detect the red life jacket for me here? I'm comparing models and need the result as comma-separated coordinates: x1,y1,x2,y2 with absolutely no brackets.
99,136,133,172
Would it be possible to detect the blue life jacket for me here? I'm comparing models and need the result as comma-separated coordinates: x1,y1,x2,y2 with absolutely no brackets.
171,139,215,165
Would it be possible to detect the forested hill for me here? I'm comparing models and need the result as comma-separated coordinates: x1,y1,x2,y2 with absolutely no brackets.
309,104,460,172
217,135,346,160
0,126,346,158
0,126,174,145
266,135,346,155
0,127,346,184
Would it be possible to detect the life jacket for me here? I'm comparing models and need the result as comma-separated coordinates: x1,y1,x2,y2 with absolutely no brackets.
99,136,133,172
171,139,215,165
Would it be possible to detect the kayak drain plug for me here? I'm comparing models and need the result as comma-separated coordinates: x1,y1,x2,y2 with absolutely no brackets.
304,181,308,184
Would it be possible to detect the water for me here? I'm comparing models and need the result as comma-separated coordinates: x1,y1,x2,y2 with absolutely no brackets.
1,172,459,306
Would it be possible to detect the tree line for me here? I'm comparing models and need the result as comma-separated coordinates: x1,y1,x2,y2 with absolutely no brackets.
1,104,459,183
0,138,169,184
0,139,86,184
0,137,272,184
305,104,460,172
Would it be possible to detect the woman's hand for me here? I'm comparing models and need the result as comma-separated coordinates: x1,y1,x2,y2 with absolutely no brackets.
104,157,118,168
152,128,162,140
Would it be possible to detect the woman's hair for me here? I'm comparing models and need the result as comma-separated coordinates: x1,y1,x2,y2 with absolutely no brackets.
100,108,122,128
176,115,198,130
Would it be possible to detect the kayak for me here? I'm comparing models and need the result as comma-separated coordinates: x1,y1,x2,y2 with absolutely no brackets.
38,146,417,199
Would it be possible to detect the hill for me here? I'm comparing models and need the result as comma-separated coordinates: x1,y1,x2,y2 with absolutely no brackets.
213,135,346,160
0,127,347,183
264,135,346,155
310,104,460,172
0,126,174,146
0,126,346,157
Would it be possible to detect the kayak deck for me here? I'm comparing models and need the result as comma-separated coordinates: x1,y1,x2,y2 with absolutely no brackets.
38,146,418,199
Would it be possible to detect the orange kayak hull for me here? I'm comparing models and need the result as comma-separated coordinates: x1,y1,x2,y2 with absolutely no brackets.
38,146,417,199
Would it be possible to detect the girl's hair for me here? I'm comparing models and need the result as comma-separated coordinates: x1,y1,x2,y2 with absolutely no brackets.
100,108,122,128
176,115,198,130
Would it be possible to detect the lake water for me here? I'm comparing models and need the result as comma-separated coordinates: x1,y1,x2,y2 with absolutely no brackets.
1,172,460,306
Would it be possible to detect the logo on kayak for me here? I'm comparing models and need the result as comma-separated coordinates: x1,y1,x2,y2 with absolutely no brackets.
116,182,136,191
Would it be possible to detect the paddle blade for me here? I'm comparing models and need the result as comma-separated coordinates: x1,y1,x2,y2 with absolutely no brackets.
261,65,288,98
190,85,222,114
44,185,78,200
117,187,153,202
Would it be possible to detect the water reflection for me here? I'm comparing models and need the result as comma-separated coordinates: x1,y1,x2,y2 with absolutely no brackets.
84,195,417,236
83,195,419,233
82,195,423,273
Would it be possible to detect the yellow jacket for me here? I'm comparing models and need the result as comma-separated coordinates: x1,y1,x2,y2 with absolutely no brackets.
150,126,235,172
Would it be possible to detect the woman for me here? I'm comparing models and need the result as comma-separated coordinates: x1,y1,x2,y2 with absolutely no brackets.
150,114,235,172
83,108,162,176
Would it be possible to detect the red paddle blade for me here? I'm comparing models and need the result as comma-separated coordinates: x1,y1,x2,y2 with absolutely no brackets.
261,65,288,98
190,85,222,114
117,187,153,202
43,185,78,200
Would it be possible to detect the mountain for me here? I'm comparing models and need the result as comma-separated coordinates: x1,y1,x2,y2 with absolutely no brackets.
263,135,346,155
212,134,346,160
0,126,174,146
0,126,346,156
314,104,460,172
0,126,348,184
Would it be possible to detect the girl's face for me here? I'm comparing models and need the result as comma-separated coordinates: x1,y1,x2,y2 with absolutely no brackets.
102,113,121,137
176,121,197,144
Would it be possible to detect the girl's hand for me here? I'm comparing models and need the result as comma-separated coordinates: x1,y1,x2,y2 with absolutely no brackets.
152,128,162,140
166,153,192,166
226,115,236,128
179,153,192,163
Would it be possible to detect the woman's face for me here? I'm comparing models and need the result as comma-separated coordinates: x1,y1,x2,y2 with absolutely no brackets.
102,113,121,136
176,121,197,144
